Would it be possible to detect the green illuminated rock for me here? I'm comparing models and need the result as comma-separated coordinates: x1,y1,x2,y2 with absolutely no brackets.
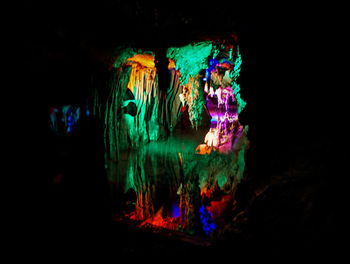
166,41,213,85
166,42,213,129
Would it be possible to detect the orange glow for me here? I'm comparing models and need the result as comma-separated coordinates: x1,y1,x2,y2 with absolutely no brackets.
127,54,155,68
168,59,176,69
126,57,157,93
179,152,183,166
195,144,212,155
127,64,137,92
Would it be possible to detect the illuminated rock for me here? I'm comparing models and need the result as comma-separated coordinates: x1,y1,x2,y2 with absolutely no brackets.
92,39,249,237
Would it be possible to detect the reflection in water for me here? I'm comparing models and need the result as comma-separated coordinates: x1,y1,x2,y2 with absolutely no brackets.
108,129,249,236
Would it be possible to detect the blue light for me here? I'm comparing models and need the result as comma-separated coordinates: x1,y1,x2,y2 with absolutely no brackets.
209,58,219,67
199,205,216,235
172,203,180,218
86,99,90,117
67,111,75,133
205,69,210,77
208,58,220,72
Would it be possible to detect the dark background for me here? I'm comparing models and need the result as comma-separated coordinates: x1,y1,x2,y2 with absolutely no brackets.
21,0,347,258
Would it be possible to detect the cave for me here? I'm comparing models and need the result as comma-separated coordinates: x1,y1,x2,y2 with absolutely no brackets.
46,37,249,237
27,0,343,258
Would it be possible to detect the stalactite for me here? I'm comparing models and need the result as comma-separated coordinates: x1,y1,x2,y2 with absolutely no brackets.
124,59,163,147
100,67,132,161
166,42,212,128
165,69,182,133
182,75,206,129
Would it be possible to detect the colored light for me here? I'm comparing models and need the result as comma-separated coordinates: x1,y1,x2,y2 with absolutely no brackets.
127,53,155,68
171,204,180,218
210,115,218,122
199,205,216,235
204,83,208,93
199,44,246,154
178,152,183,166
166,41,212,85
104,42,248,237
168,59,176,69
207,195,231,219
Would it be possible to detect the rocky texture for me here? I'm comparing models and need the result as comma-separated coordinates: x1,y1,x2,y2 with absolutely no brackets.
93,50,186,162
166,42,212,128
165,69,183,133
91,39,249,236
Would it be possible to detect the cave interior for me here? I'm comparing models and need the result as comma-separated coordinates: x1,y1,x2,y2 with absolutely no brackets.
25,0,345,258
